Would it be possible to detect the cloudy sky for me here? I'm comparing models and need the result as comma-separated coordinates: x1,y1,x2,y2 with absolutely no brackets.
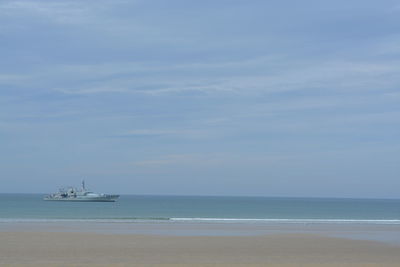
1,0,399,197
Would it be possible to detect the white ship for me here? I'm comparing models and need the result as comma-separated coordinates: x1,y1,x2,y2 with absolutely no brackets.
44,181,119,202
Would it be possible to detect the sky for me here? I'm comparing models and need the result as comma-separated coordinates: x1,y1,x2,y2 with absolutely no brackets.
0,0,399,197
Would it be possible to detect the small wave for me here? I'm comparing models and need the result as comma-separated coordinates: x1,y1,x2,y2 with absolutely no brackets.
1,218,400,225
170,218,400,224
0,218,171,223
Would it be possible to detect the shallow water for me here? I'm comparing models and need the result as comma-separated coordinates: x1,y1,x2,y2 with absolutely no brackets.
1,194,399,223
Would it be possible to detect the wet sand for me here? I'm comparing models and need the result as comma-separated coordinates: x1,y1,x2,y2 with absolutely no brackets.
1,230,400,266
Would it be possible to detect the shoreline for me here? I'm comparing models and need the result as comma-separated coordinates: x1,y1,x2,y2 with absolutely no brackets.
1,220,400,245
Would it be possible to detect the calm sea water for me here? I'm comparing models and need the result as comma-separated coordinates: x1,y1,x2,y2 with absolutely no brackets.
1,194,400,224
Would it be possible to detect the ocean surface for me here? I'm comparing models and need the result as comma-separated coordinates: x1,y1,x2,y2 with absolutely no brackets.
1,194,400,224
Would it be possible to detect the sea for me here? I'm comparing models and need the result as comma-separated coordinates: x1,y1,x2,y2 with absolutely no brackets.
1,194,400,224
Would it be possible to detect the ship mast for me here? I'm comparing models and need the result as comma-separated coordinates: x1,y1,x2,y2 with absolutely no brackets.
82,180,85,191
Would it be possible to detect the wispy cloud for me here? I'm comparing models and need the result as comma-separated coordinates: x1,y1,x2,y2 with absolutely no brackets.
132,154,215,167
0,0,132,25
54,86,130,95
0,1,91,24
116,129,212,139
375,35,400,55
3,58,399,97
132,153,289,168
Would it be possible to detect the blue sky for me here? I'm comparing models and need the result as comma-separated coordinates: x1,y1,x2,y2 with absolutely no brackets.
1,0,399,197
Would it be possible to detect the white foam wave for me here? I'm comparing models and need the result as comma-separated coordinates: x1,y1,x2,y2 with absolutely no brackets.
170,218,400,224
1,218,400,225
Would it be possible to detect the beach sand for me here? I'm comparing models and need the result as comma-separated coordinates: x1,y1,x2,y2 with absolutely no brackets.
1,231,400,267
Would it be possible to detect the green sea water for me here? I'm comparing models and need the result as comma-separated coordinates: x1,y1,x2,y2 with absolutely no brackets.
1,194,400,223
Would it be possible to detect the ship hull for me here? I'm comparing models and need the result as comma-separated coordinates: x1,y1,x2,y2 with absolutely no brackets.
43,195,120,202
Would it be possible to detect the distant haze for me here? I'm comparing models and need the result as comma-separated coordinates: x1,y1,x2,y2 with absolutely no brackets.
0,0,399,198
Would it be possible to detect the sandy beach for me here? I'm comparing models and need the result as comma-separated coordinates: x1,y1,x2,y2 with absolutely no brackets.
1,228,400,267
